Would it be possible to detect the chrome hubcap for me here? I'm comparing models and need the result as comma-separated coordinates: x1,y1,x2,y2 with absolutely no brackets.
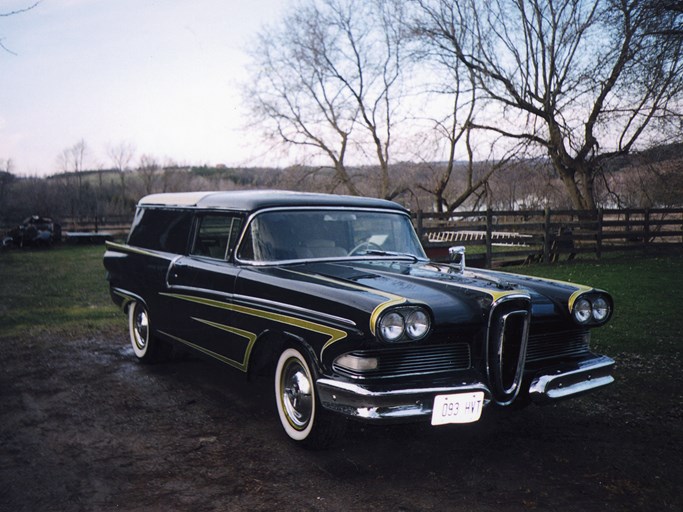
281,359,313,429
133,307,149,350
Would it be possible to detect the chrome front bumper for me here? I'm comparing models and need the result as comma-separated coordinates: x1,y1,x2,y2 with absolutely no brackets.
316,355,616,422
316,376,491,422
528,355,616,404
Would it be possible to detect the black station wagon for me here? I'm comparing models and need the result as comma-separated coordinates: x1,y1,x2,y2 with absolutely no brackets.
103,190,615,447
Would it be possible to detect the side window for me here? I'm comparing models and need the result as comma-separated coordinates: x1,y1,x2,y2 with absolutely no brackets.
237,226,254,260
191,214,243,260
127,208,192,254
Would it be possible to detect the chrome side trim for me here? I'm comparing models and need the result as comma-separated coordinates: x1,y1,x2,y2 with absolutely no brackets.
490,292,532,308
111,287,145,311
105,241,176,261
238,254,428,267
165,255,184,288
529,355,615,403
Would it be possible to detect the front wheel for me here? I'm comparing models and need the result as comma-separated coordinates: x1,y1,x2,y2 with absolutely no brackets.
128,301,166,363
274,347,345,448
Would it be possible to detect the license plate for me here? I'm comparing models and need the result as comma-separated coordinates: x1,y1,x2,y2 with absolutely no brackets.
431,392,484,426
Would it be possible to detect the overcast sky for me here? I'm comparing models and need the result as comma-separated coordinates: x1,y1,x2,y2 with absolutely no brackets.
0,0,287,175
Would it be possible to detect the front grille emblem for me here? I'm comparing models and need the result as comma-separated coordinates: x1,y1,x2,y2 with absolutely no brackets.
486,297,531,405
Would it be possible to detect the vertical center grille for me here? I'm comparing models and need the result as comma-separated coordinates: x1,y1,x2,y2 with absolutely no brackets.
486,296,531,405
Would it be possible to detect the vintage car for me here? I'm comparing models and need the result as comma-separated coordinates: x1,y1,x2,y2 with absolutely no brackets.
103,190,615,447
3,215,62,247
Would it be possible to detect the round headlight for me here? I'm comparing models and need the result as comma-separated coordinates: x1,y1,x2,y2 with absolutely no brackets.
379,312,404,342
592,297,610,322
405,309,430,339
574,298,592,324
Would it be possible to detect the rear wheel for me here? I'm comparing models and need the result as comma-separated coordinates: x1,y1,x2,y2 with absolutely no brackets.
274,347,345,449
128,301,166,363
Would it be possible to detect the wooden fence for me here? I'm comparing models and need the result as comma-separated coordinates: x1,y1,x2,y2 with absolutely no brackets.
57,208,683,266
415,208,683,268
60,215,132,240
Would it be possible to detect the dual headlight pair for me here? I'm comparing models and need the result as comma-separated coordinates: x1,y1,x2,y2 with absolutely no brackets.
335,306,431,374
572,294,612,325
378,295,610,338
377,306,431,343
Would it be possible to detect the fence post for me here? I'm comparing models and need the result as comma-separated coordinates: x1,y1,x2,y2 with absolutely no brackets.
643,208,650,254
596,208,603,259
543,207,552,263
416,210,423,241
485,209,493,269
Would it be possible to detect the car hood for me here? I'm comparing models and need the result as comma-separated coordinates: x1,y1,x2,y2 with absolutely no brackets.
279,259,594,327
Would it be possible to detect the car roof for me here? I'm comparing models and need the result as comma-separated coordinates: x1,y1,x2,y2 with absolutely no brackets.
137,190,408,213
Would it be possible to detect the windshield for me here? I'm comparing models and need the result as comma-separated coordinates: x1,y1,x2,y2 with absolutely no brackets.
237,209,426,263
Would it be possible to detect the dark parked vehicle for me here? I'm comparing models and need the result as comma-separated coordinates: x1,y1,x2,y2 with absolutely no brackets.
103,191,615,447
3,215,61,247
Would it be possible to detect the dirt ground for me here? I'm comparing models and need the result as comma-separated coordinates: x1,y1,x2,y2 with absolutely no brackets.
0,328,680,512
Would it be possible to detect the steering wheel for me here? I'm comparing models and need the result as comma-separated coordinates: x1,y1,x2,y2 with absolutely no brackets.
348,241,383,256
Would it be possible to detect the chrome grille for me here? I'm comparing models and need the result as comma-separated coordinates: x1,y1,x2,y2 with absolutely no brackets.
486,297,531,404
526,329,590,362
333,343,471,379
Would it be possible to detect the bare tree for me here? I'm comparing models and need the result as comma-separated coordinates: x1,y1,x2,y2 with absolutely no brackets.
412,0,683,210
410,60,477,211
57,139,90,217
107,141,136,202
644,0,683,37
137,154,160,195
0,159,15,216
245,0,409,198
1,158,13,174
0,1,40,55
406,20,516,213
107,141,135,172
160,159,196,193
58,139,89,175
598,143,683,208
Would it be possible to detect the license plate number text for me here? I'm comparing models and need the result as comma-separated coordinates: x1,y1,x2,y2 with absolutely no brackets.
431,392,484,426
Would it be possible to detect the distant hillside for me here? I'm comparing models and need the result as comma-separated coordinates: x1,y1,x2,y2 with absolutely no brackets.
602,142,683,172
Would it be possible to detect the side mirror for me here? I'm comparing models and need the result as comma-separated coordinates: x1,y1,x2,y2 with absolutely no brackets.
449,246,466,271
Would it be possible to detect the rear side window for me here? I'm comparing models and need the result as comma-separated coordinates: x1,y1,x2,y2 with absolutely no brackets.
191,214,243,260
127,208,192,254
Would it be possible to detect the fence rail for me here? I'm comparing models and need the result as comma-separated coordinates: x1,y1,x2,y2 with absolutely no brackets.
59,215,132,238
415,207,683,268
53,209,683,266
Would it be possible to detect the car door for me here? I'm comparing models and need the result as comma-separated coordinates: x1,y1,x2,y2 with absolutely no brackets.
166,213,250,369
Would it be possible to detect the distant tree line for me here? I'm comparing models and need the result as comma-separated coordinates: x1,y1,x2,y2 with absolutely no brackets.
1,142,681,229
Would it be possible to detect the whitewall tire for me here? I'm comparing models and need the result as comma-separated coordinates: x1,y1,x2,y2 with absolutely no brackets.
274,347,345,448
128,301,164,363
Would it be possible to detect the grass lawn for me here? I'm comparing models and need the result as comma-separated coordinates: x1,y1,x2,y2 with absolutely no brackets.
514,254,682,357
1,245,680,359
0,244,121,339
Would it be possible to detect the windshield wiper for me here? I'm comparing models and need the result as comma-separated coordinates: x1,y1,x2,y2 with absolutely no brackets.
363,249,421,262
